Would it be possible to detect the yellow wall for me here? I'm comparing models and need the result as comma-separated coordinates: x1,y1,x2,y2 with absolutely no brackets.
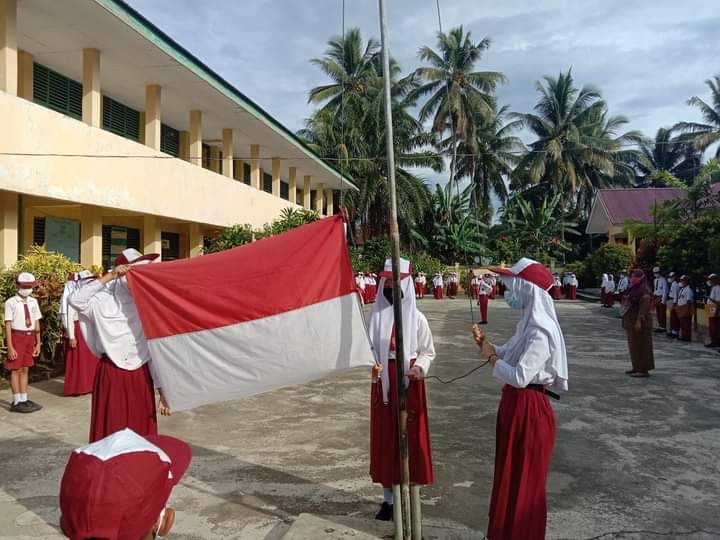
0,92,299,229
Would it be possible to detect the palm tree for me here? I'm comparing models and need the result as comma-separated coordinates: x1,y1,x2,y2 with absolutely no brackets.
633,127,702,185
513,69,641,212
675,75,720,157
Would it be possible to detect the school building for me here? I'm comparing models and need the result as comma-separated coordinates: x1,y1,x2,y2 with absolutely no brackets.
0,0,352,269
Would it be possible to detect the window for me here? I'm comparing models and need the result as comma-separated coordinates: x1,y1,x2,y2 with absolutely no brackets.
280,181,289,200
161,232,180,260
202,144,211,169
243,163,251,185
102,95,140,141
33,63,82,119
32,217,81,262
102,225,140,270
161,124,180,157
263,172,272,194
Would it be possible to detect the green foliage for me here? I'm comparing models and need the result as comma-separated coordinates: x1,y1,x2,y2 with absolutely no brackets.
359,235,391,273
563,259,594,289
409,252,444,278
0,246,81,365
646,170,685,188
589,243,634,278
657,214,720,284
204,224,255,254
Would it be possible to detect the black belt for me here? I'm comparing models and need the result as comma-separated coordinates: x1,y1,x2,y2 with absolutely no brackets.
526,384,560,400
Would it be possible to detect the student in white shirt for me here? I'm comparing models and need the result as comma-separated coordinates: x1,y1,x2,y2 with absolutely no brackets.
705,273,720,348
652,267,669,332
474,258,567,540
666,272,680,339
676,275,694,342
4,272,43,413
477,275,493,324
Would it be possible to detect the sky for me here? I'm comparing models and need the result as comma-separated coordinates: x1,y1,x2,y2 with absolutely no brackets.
125,0,718,189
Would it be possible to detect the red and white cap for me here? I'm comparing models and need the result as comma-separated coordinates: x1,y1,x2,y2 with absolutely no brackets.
709,273,718,280
378,258,412,279
78,269,96,281
16,272,36,287
60,428,192,540
114,248,159,267
490,257,554,292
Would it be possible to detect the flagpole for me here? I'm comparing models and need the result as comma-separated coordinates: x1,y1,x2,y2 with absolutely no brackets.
377,1,412,539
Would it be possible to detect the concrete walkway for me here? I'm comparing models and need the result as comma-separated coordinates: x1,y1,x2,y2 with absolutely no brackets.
1,298,719,539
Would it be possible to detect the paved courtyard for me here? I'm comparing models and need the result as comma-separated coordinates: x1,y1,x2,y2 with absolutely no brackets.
1,297,719,539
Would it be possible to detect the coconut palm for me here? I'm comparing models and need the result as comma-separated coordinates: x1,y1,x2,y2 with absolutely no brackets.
633,127,702,185
675,75,720,157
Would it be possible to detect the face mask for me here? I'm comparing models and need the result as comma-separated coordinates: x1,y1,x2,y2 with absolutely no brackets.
504,291,522,310
17,288,32,298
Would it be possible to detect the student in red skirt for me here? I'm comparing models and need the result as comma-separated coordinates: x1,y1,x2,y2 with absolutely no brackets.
477,276,492,325
474,258,568,540
432,272,443,299
69,248,171,442
368,258,436,521
4,272,43,413
61,270,100,396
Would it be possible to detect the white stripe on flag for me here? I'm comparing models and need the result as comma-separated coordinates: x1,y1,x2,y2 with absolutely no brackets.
148,293,373,411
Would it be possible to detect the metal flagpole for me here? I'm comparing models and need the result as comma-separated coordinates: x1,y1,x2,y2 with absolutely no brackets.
377,1,412,539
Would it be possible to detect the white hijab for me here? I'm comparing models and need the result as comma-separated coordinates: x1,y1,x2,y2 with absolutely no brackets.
367,276,419,403
501,276,568,391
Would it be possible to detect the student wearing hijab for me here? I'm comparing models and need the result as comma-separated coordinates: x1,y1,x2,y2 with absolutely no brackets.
620,269,655,377
472,258,568,540
368,258,436,521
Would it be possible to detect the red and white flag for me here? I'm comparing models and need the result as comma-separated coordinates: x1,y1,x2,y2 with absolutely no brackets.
128,216,373,411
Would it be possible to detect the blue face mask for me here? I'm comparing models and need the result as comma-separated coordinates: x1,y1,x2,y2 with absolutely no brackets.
505,291,522,310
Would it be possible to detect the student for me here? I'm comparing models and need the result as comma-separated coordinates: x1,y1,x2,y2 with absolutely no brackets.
368,258,435,521
432,273,444,300
474,258,568,540
566,273,578,300
70,248,170,442
604,274,616,307
59,428,192,540
652,267,669,333
705,273,720,348
477,276,493,325
469,272,480,300
616,272,629,303
4,272,43,413
551,274,562,301
676,275,694,342
447,272,458,299
666,272,680,339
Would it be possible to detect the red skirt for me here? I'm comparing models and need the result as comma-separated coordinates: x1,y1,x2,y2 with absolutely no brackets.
478,295,489,322
370,360,434,486
471,285,479,299
567,285,577,300
490,285,497,299
488,385,556,540
64,321,100,396
5,331,35,370
434,286,443,299
89,357,157,443
551,286,561,300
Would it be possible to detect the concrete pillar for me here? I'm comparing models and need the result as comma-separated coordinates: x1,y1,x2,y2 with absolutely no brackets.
188,223,203,258
288,167,297,204
179,130,189,161
82,48,101,128
271,158,281,197
189,111,202,167
250,144,260,190
144,84,161,150
80,206,102,268
325,189,334,216
314,183,325,214
210,146,220,174
303,175,311,209
222,129,233,178
0,0,17,96
143,215,162,259
0,191,18,267
17,49,32,100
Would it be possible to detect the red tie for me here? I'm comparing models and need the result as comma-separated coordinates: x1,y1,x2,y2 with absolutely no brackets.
23,302,31,328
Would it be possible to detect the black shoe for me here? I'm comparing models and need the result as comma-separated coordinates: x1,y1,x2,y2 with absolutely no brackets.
625,369,637,375
374,502,393,521
9,401,34,413
24,400,42,412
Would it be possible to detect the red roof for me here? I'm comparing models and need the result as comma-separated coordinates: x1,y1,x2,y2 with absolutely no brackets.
599,188,685,225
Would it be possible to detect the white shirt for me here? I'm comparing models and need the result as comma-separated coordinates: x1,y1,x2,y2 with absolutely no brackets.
653,276,668,301
494,329,558,388
677,285,694,306
553,279,561,287
617,277,629,293
668,281,680,304
69,280,151,370
4,295,42,331
478,280,492,296
710,284,720,303
568,277,578,287
386,311,435,375
64,304,80,340
605,280,616,293
471,277,479,286
433,276,443,287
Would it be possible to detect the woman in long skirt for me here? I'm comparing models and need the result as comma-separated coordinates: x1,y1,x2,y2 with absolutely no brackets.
620,269,654,377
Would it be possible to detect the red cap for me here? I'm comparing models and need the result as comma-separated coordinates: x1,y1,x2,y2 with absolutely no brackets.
114,248,159,267
60,429,191,540
490,258,554,292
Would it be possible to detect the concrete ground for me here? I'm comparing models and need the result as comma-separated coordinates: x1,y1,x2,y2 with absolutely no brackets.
1,297,720,539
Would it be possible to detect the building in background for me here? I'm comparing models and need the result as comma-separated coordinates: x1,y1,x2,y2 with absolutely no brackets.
0,0,352,268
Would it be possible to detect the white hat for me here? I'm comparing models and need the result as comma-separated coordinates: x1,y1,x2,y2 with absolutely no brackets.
16,272,36,287
114,248,159,266
379,258,411,279
78,270,96,281
652,266,660,273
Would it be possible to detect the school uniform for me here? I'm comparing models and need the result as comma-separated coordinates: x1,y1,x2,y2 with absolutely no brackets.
447,274,458,298
676,284,694,342
478,280,492,323
667,280,680,338
470,277,480,300
605,279,616,307
707,283,720,347
415,275,424,298
616,276,629,302
653,275,669,331
551,278,562,300
4,295,42,370
433,275,443,299
62,295,100,396
567,276,578,300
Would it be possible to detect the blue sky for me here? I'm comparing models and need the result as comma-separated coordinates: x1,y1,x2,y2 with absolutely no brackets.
125,0,718,191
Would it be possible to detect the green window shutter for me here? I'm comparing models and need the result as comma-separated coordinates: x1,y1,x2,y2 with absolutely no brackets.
102,96,140,141
33,62,83,119
263,172,272,194
160,124,180,157
126,228,140,250
33,217,46,246
243,163,251,185
280,181,289,200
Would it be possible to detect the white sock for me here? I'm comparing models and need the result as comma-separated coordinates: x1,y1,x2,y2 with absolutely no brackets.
20,393,28,402
383,487,393,505
13,393,21,405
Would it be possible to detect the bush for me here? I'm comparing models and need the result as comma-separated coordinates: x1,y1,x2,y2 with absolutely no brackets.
204,224,254,254
0,246,81,366
657,214,720,285
589,244,634,280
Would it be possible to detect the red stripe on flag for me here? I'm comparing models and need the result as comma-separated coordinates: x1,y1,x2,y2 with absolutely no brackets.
128,216,355,339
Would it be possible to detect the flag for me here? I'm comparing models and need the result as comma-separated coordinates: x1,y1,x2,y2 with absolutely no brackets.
128,216,373,411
